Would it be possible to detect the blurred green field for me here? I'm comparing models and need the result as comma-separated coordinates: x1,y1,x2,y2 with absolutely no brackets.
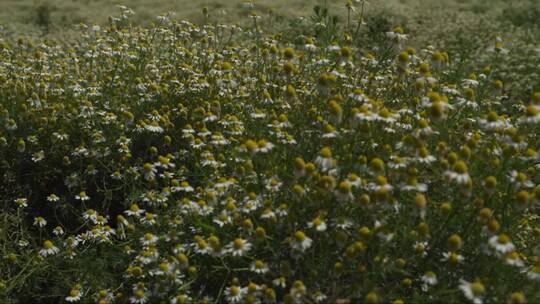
1,0,538,94
2,0,540,303
0,0,531,37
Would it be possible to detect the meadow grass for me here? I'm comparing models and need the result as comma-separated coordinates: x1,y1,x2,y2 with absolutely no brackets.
0,1,539,303
0,0,519,38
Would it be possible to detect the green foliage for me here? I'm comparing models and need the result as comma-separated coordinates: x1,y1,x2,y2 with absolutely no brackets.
0,2,539,304
310,4,340,44
34,1,53,33
501,2,540,27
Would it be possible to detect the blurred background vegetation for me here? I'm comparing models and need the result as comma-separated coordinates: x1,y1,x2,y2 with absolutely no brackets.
1,0,539,101
0,0,537,39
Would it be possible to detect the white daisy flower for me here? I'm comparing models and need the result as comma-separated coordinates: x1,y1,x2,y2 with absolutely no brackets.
75,191,90,201
33,216,47,228
525,265,540,282
224,285,247,303
290,231,313,252
421,271,438,288
14,198,28,208
488,234,515,255
141,233,159,247
308,217,327,232
250,260,269,274
65,288,82,302
225,238,252,257
458,280,485,304
39,240,60,257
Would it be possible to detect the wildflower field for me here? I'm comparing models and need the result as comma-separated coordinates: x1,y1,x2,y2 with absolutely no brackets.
1,0,540,303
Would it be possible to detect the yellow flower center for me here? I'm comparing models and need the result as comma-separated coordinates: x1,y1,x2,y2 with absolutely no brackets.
370,158,384,171
245,140,257,151
295,231,306,242
453,161,468,174
487,111,499,122
143,163,153,172
233,238,244,249
135,290,145,299
497,234,510,244
470,282,485,296
398,51,409,62
526,105,538,117
230,286,240,296
44,240,54,249
159,263,169,271
375,175,387,186
338,181,351,193
320,147,332,158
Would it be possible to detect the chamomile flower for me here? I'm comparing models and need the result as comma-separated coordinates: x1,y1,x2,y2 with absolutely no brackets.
130,289,149,304
414,241,429,257
308,216,327,232
142,163,157,180
272,276,287,288
53,226,65,236
140,212,157,225
155,155,175,169
256,139,274,153
224,285,247,303
400,176,428,192
225,238,252,257
265,177,282,192
445,160,471,185
386,26,408,43
335,181,354,202
213,212,232,227
442,251,465,265
290,280,307,300
176,181,194,192
346,173,362,188
14,198,28,208
290,230,312,252
478,111,508,131
421,271,438,290
388,155,409,169
65,287,82,302
47,194,60,202
525,265,540,282
75,191,90,201
519,105,540,124
125,204,145,217
250,260,270,274
414,147,437,164
170,294,192,304
488,234,515,255
40,240,60,257
508,171,534,189
260,208,276,221
312,290,328,303
315,147,335,172
505,251,525,267
141,233,158,247
368,175,393,192
83,209,98,222
458,280,485,304
333,217,354,229
33,216,47,228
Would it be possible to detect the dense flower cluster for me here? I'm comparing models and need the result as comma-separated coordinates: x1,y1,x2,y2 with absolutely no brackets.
0,5,539,304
